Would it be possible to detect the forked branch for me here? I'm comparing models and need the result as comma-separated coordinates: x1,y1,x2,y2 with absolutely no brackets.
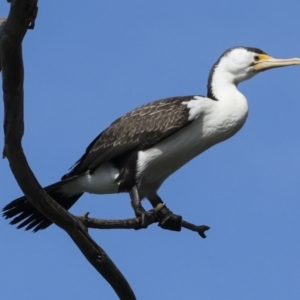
0,1,135,299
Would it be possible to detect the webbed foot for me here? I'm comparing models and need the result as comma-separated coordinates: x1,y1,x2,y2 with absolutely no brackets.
154,204,182,232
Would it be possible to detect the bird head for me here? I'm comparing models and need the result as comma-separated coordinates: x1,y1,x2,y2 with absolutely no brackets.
207,46,300,100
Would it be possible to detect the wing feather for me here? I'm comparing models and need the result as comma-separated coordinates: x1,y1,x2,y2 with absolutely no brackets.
63,96,199,178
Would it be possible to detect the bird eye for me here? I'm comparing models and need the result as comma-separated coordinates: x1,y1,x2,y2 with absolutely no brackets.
254,55,260,61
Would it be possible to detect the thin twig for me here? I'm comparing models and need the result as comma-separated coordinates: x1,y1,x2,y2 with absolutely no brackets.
79,210,210,238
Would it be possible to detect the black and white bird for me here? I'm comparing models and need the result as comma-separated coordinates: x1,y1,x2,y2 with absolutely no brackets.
3,46,300,234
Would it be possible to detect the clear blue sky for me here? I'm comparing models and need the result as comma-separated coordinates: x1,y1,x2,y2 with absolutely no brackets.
1,1,300,299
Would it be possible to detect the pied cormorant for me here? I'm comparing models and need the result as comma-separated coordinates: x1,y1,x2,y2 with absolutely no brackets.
3,46,300,234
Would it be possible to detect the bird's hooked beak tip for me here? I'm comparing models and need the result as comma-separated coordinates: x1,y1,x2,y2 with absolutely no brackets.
253,55,300,72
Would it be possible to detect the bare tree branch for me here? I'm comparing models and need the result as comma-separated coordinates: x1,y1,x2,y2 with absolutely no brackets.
0,1,136,299
79,207,210,238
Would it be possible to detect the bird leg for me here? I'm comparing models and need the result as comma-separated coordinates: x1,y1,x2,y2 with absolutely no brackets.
129,189,209,236
147,195,182,232
129,185,154,229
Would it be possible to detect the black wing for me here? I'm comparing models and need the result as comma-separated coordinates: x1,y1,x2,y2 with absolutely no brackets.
63,96,198,179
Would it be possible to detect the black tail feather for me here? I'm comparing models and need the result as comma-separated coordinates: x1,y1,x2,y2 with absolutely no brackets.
2,181,83,232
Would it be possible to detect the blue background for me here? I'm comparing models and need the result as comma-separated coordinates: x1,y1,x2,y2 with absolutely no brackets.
1,1,300,299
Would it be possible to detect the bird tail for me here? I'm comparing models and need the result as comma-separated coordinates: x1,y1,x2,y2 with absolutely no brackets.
2,180,83,232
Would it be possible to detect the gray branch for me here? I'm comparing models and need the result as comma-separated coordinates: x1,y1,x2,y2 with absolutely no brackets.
79,209,210,239
0,1,136,299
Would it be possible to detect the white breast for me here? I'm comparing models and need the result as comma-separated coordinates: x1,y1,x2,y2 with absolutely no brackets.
136,94,248,198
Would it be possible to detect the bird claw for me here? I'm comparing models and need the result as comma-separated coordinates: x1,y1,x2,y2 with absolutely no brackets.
134,210,153,229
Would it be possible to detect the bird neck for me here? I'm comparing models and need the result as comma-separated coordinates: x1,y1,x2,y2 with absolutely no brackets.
207,67,243,102
207,54,255,102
